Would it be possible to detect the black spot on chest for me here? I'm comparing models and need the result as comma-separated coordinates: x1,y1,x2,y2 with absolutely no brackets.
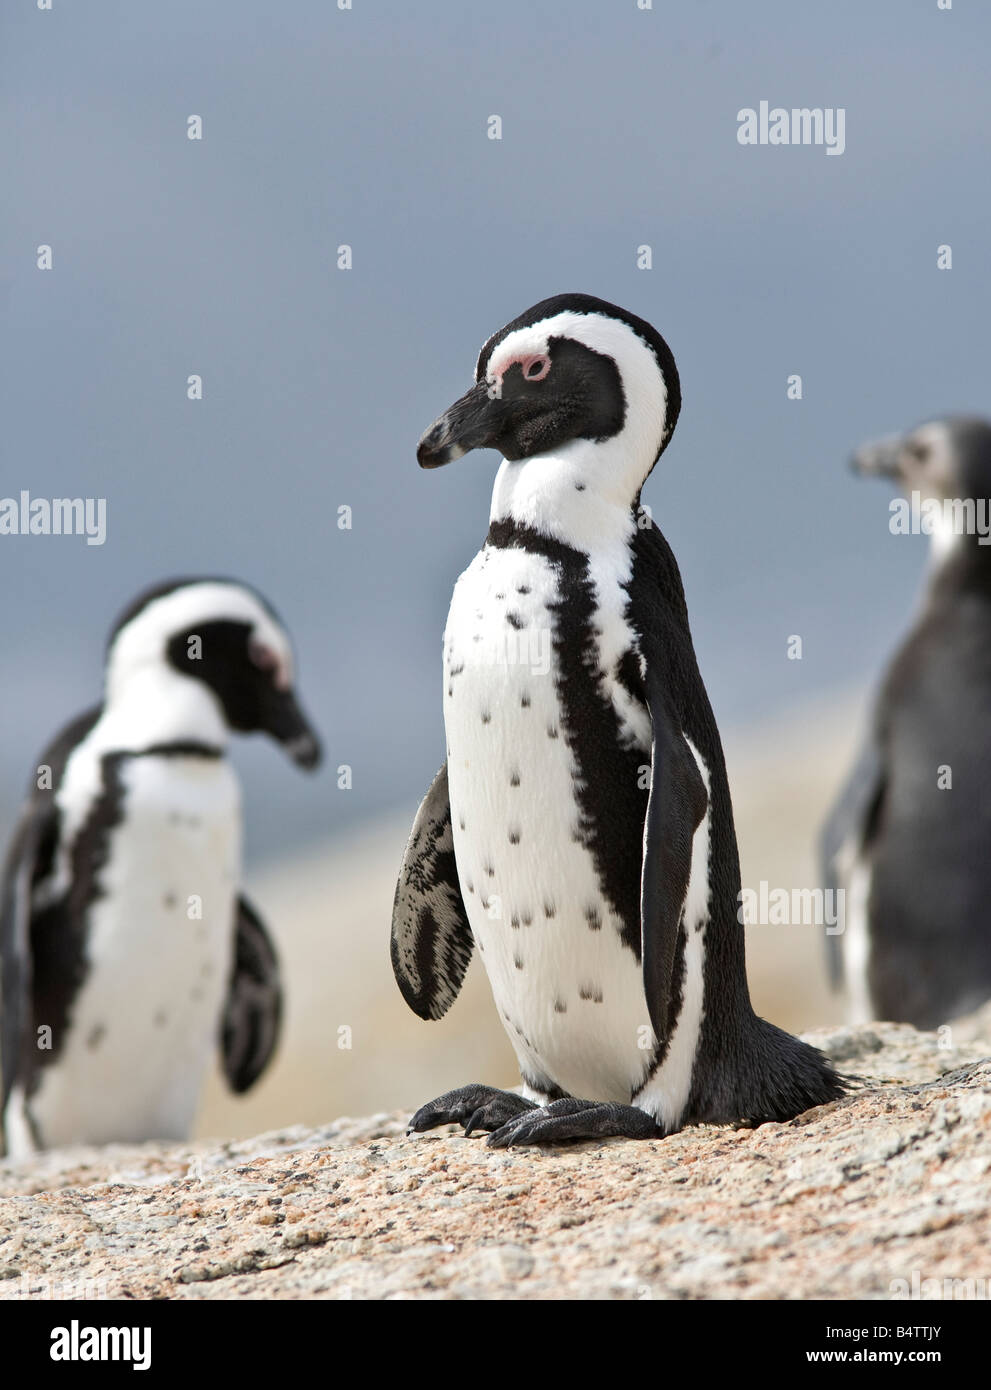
486,520,648,957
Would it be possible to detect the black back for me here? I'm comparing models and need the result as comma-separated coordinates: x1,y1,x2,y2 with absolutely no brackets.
865,547,991,1025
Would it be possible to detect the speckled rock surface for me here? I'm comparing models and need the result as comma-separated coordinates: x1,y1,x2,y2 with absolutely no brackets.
1,1022,989,1301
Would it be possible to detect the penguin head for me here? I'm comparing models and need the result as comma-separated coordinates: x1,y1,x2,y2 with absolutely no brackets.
103,578,321,768
852,417,991,503
845,414,989,561
416,293,680,526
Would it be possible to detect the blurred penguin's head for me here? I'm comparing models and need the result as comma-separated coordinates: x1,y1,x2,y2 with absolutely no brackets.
104,578,321,768
852,417,991,506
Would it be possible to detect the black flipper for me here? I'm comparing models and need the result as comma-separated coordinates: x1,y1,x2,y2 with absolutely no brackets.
391,763,473,1021
639,659,708,1048
221,896,282,1094
1,706,100,1154
0,808,47,1141
820,731,886,989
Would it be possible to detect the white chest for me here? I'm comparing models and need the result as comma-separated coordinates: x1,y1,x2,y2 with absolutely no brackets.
31,753,242,1146
442,544,657,1103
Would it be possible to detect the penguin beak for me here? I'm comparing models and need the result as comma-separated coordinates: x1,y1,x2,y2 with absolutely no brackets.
851,434,904,481
263,688,322,770
417,383,508,468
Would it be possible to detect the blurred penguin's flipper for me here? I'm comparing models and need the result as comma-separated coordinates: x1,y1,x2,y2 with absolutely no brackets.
639,686,709,1048
1,706,101,1153
0,804,53,1148
221,896,283,1094
820,732,886,990
1,816,37,1126
391,763,473,1021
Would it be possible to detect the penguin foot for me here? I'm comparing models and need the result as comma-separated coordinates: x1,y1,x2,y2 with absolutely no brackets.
486,1098,662,1148
407,1084,537,1136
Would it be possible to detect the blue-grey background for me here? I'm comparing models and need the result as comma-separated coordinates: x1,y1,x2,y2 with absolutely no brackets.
2,0,988,862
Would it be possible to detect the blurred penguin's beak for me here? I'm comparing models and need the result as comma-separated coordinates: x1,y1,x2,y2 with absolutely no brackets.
851,433,904,481
416,383,508,468
263,688,322,770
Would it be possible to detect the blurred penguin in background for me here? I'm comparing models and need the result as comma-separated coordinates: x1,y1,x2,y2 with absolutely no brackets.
822,418,991,1029
1,577,321,1157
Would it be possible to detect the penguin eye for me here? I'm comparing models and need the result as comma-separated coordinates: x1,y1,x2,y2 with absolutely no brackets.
248,639,278,676
522,355,551,382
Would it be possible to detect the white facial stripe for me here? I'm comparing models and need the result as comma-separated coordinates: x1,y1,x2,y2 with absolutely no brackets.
105,582,294,703
900,422,955,500
484,310,670,447
911,421,951,454
484,325,555,381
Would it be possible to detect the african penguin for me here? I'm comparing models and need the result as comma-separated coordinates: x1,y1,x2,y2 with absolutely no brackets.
392,292,844,1146
822,417,991,1029
0,577,321,1157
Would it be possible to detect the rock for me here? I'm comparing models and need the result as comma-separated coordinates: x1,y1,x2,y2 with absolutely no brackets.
1,1022,989,1301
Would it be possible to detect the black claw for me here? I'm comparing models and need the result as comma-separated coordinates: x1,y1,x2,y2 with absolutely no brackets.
409,1089,661,1146
406,1084,537,1137
408,1107,446,1133
486,1100,662,1148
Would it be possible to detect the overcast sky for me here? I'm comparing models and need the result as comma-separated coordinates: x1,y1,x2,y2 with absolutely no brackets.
2,0,989,860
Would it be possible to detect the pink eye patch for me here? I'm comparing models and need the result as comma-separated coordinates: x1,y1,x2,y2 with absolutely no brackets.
249,638,291,690
492,352,552,386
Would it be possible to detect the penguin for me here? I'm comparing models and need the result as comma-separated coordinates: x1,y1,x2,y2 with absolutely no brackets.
822,417,991,1029
391,293,844,1147
0,577,321,1157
